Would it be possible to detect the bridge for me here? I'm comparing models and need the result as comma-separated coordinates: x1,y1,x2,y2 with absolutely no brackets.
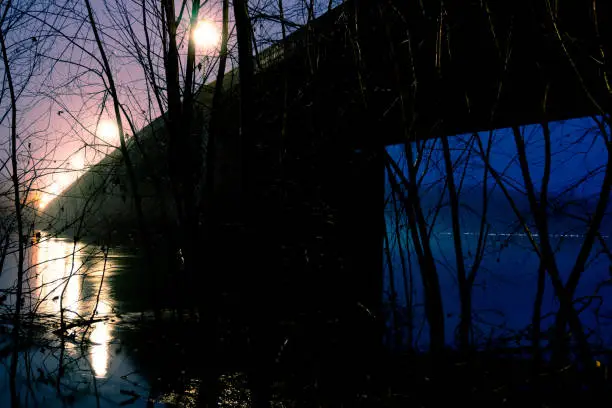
42,0,610,354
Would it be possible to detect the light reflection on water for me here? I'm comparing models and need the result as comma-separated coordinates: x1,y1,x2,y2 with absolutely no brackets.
0,236,157,407
90,301,112,377
0,236,255,407
28,237,115,378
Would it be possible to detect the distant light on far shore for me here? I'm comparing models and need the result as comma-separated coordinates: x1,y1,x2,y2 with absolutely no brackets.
38,172,75,210
38,182,60,209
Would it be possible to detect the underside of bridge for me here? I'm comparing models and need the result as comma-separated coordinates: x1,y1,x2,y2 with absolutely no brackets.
42,0,610,369
209,0,611,351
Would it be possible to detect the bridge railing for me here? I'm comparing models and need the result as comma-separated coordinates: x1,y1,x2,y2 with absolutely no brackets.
255,22,311,72
257,41,286,71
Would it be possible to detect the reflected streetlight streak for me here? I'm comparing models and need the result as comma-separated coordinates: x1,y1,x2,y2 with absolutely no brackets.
32,238,115,378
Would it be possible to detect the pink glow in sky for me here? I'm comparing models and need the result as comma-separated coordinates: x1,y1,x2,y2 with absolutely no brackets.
1,0,339,210
1,0,227,209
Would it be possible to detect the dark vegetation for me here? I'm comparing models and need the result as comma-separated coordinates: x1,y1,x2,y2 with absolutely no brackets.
1,0,612,406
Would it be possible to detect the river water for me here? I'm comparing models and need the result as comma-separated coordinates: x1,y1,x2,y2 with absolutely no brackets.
384,227,612,351
2,226,611,405
0,234,257,407
0,236,173,407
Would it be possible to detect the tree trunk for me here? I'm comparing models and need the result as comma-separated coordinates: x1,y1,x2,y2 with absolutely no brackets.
441,135,470,350
385,152,445,354
232,0,271,406
512,125,592,366
1,8,26,406
199,0,230,403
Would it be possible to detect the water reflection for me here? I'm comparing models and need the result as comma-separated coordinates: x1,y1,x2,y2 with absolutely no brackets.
31,238,79,316
90,301,111,377
28,237,116,378
0,235,263,407
0,235,166,407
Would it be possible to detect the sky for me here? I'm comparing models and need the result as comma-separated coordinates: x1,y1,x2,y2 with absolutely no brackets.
0,0,346,211
387,116,609,201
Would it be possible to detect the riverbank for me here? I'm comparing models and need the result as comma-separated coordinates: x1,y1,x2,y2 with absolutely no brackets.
113,312,612,407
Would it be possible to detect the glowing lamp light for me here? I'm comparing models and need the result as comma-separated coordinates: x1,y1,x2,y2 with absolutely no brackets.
71,154,85,171
193,20,220,49
97,120,119,145
49,182,60,196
